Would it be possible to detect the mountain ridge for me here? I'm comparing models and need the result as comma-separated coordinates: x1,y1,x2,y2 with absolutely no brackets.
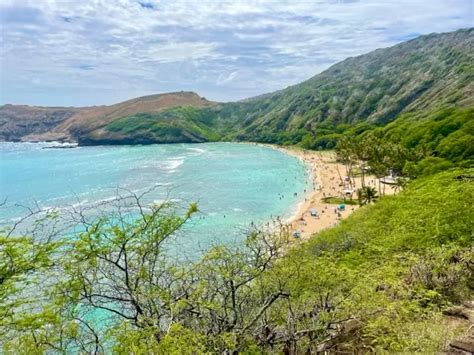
0,28,472,145
223,28,473,141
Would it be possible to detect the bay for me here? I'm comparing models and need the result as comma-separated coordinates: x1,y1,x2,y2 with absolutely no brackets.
0,142,311,252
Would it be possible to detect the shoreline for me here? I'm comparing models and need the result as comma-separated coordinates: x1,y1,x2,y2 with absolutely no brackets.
265,144,394,240
282,147,349,239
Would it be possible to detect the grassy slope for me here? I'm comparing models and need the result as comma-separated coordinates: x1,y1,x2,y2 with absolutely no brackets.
221,28,473,142
271,169,473,351
102,107,222,144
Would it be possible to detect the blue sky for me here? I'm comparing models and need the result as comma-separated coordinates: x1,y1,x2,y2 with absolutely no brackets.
0,0,472,106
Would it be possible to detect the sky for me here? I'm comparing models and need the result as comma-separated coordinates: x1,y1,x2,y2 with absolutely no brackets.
0,0,473,106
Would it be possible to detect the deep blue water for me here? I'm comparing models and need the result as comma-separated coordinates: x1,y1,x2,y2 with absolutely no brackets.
0,142,311,252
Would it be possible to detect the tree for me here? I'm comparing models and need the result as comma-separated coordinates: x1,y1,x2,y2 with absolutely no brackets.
59,200,198,337
55,195,294,353
353,136,372,188
1,193,356,353
357,186,379,206
0,207,67,350
335,136,357,188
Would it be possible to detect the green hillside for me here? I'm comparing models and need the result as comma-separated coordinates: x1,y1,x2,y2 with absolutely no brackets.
220,28,473,143
268,168,473,352
83,107,222,144
94,29,473,172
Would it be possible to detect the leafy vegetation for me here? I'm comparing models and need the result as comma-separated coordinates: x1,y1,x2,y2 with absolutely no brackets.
329,106,474,180
1,168,472,352
274,169,473,352
357,186,378,205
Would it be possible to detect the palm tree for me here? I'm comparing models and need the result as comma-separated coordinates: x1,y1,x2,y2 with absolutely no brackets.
354,136,372,188
335,136,357,188
363,134,388,196
357,186,379,206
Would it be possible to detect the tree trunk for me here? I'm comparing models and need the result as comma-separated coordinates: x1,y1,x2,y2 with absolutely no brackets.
361,165,365,188
336,164,344,185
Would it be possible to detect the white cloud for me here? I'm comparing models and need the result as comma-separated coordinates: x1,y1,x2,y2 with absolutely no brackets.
0,0,472,105
138,42,220,63
217,70,240,85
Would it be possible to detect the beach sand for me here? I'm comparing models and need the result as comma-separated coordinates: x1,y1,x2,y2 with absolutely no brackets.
275,146,395,240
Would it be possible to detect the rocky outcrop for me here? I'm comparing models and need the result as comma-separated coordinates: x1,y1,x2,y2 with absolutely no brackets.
0,104,82,142
448,301,474,354
450,326,474,354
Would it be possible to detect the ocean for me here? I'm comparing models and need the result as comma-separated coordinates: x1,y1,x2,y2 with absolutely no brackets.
0,142,311,252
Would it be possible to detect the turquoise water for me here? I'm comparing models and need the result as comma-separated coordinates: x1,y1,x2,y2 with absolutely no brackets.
0,142,310,251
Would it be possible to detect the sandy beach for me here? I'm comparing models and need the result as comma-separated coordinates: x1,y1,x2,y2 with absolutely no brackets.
274,146,394,240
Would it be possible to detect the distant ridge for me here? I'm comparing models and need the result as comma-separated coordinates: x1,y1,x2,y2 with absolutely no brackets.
0,92,214,142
